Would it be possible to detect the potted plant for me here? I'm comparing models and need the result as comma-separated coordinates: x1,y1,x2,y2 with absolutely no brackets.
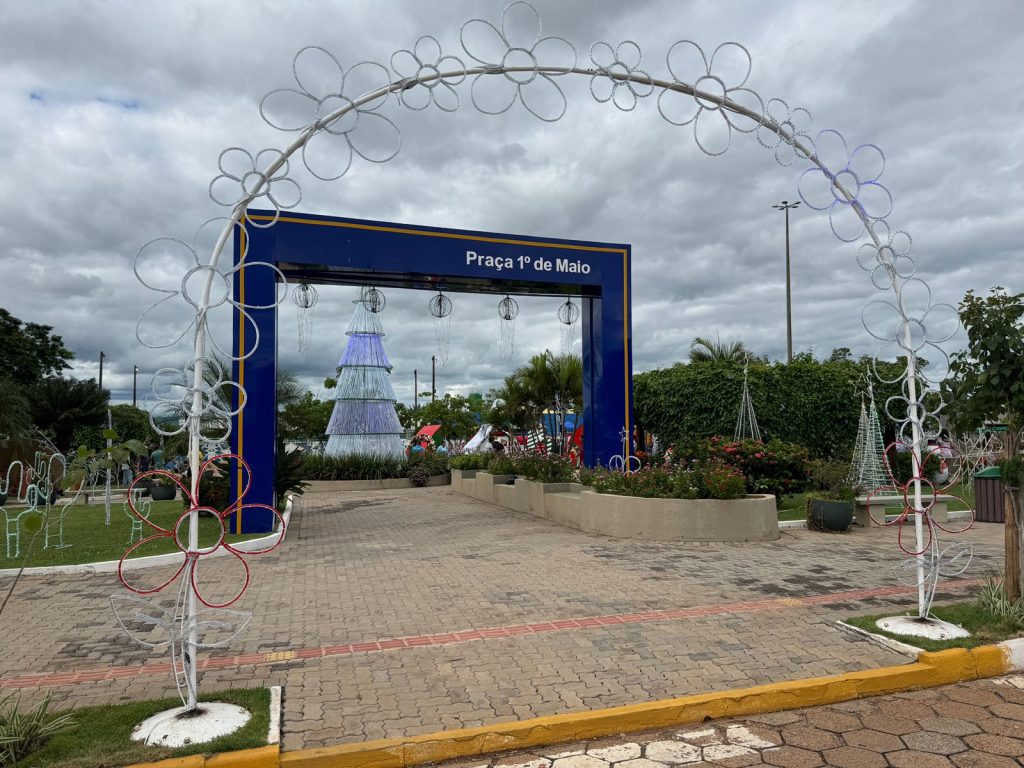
806,459,855,532
150,473,180,501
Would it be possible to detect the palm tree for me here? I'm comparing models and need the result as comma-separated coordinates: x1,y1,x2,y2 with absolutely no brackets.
30,377,109,452
688,335,751,364
491,351,583,431
0,378,31,441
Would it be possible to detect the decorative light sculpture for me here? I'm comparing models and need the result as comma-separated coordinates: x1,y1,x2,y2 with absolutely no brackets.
428,289,453,365
733,360,762,442
498,294,518,361
557,296,579,355
126,0,972,708
292,281,319,352
324,297,405,460
848,380,895,494
608,427,640,473
361,286,386,313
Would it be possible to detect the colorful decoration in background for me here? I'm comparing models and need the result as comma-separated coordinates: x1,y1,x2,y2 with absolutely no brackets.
114,455,284,707
498,294,518,361
292,281,319,352
848,380,895,494
733,360,762,442
557,296,579,355
428,289,453,365
324,296,405,460
865,444,974,618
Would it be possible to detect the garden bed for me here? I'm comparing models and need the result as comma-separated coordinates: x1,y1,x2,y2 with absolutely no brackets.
306,475,450,492
453,470,778,542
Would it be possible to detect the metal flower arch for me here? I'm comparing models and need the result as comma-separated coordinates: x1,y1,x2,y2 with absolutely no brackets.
132,0,965,710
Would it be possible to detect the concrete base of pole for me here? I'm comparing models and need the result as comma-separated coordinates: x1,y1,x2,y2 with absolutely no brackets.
876,615,971,641
131,702,251,747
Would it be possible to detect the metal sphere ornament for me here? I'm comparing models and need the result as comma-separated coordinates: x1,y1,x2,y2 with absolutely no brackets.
293,282,318,352
498,294,519,361
558,296,579,354
429,290,452,365
361,286,386,313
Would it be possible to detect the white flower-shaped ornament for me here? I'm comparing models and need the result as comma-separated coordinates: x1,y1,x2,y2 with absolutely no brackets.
148,356,245,442
209,148,300,229
391,35,466,112
589,40,653,112
657,41,764,156
460,1,577,122
857,221,914,290
798,129,893,242
259,46,401,180
133,228,286,362
756,98,814,167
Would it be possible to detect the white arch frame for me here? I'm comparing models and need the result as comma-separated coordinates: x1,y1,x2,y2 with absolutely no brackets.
130,2,962,709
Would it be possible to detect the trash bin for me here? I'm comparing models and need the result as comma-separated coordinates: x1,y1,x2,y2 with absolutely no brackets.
975,466,1004,523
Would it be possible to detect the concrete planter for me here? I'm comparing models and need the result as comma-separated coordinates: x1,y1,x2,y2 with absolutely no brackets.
306,475,450,493
452,472,777,542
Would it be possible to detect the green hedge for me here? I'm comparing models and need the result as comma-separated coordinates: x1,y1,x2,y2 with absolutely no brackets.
301,453,449,481
634,357,910,460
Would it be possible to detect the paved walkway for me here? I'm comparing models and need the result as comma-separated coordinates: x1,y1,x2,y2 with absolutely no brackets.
441,675,1024,767
0,487,1005,751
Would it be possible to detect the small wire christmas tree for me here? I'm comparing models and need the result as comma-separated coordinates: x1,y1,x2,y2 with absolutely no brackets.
325,292,405,460
847,381,894,494
734,359,762,442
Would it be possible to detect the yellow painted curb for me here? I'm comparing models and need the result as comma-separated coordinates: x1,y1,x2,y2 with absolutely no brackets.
276,644,1013,768
127,745,279,768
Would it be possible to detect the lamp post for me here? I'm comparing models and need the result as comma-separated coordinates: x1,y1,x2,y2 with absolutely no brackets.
132,365,139,408
431,355,436,403
414,369,418,411
772,200,800,363
99,351,106,389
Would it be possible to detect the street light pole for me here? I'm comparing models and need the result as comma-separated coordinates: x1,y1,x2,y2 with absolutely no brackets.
99,351,106,389
132,365,139,408
414,369,418,411
431,355,436,403
772,200,800,363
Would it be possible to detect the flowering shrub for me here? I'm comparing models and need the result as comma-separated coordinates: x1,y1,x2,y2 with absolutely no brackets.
450,453,492,471
513,453,578,484
672,437,810,497
581,461,745,501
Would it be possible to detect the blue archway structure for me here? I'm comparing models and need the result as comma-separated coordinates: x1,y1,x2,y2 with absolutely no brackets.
229,209,632,533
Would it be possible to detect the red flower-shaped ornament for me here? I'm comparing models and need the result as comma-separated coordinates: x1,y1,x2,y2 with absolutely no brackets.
118,454,284,608
865,442,973,557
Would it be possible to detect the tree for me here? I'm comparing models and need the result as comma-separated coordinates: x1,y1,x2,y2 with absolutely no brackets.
412,394,485,440
0,378,31,441
0,308,73,385
30,377,109,452
279,392,333,442
688,335,751,364
829,347,853,362
941,287,1024,600
489,351,583,431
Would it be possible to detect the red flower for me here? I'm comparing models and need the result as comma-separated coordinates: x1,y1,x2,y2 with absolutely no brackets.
118,453,285,608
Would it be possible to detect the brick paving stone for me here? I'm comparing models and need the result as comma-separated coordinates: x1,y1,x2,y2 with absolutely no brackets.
762,746,824,767
644,740,702,763
778,725,842,751
987,702,1024,722
587,743,641,762
960,732,1024,756
950,751,1022,767
803,712,863,734
886,752,955,768
818,746,886,768
943,686,1003,708
857,714,920,736
898,732,969,756
915,717,981,737
841,728,903,753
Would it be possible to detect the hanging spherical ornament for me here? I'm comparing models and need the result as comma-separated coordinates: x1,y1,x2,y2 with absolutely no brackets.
558,297,579,355
361,286,386,313
498,294,519,361
428,290,452,365
292,282,319,352
498,295,519,321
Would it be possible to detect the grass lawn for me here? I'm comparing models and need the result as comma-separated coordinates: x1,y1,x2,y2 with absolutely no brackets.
1,499,264,569
13,688,270,768
845,601,1024,652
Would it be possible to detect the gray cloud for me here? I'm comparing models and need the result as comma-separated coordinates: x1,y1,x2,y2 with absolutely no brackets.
1,0,1022,408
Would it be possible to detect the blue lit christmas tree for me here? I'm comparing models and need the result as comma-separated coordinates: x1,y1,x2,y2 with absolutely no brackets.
324,294,405,460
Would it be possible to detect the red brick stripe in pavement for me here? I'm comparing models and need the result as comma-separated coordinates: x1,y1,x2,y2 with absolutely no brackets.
1,579,979,690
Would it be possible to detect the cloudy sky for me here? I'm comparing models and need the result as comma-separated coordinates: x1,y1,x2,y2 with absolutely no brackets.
2,0,1021,408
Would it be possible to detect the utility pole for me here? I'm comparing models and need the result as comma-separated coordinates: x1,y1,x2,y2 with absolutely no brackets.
414,369,418,411
431,355,436,402
99,350,106,389
772,200,800,363
132,365,139,408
